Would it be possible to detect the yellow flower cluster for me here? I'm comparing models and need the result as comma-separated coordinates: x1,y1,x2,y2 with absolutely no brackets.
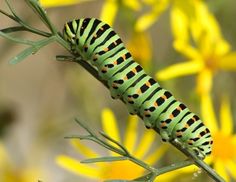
39,0,236,181
0,142,41,182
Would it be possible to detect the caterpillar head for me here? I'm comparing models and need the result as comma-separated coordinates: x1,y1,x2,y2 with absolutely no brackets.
63,20,78,45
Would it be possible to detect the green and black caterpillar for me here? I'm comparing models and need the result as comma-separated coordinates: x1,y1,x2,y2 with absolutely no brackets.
63,18,213,159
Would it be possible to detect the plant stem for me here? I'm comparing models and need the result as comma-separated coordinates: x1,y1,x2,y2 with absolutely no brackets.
0,31,35,45
128,155,158,173
157,159,193,175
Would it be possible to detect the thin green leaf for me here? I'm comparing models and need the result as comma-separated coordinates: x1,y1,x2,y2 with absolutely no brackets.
5,0,20,20
81,156,128,163
9,46,38,64
25,0,57,34
0,9,18,22
104,180,129,182
0,30,35,45
132,173,153,181
99,131,130,155
64,135,93,140
9,36,56,64
74,118,97,136
1,26,51,37
1,26,28,33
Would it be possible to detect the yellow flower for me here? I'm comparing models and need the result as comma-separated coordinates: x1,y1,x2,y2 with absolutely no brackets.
135,0,169,32
39,0,94,8
127,31,152,70
100,0,141,25
0,141,41,182
56,108,168,181
156,0,236,95
40,0,141,26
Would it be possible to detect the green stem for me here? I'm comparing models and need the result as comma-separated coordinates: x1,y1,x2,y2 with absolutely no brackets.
157,159,193,175
3,0,51,37
169,140,225,182
0,31,35,45
25,0,58,34
128,156,158,174
0,26,51,37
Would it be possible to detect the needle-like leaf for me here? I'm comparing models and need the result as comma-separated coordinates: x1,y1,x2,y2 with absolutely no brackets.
81,156,128,163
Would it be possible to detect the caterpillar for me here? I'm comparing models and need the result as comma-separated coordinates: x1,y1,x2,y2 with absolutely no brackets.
63,18,213,159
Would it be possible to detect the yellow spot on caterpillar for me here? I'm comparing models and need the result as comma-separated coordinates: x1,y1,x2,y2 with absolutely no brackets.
137,89,142,94
122,54,126,60
93,55,98,61
112,83,117,88
188,140,193,145
132,68,137,74
104,47,109,52
161,122,167,127
143,111,150,116
101,67,107,72
169,114,174,119
184,124,189,128
154,102,158,107
162,95,167,100
176,131,182,136
146,81,151,87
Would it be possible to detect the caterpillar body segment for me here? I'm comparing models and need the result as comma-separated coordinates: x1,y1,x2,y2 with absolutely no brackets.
97,50,131,80
63,18,213,159
123,76,159,115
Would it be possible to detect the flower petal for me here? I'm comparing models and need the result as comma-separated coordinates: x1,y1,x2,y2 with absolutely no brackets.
226,160,236,179
171,4,189,47
156,61,203,81
135,0,168,32
200,93,219,133
71,139,99,158
123,116,139,153
127,32,152,69
0,142,9,164
219,52,236,70
133,129,156,159
196,69,213,95
100,0,118,26
155,165,199,182
214,159,230,182
192,1,230,56
144,144,168,165
101,108,121,143
56,155,101,179
220,96,233,135
40,0,93,7
122,0,141,11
